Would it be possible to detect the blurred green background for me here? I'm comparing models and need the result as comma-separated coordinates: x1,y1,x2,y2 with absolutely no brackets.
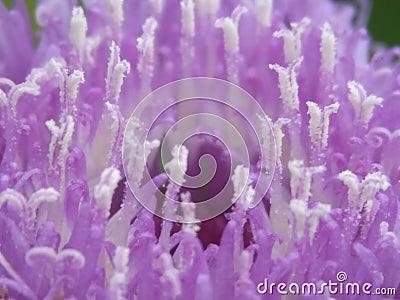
368,0,400,47
2,0,400,47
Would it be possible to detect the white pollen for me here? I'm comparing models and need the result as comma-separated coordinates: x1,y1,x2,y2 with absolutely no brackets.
231,165,250,199
106,42,131,102
362,95,383,127
29,188,59,211
124,121,160,191
10,82,40,108
359,172,390,211
0,189,26,211
320,22,336,74
274,118,290,173
255,0,273,28
58,115,75,175
321,102,339,148
69,7,87,58
269,58,302,112
94,166,122,215
258,115,274,173
164,145,189,186
137,18,158,89
306,101,322,145
181,192,200,234
339,171,390,213
290,199,330,240
25,247,57,267
273,17,310,63
308,202,331,241
348,81,383,127
215,5,247,54
289,160,325,201
66,70,85,105
45,119,61,168
338,170,361,205
307,101,339,149
290,199,308,238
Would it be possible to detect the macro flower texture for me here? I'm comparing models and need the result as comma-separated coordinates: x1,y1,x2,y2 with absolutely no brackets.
1,0,400,299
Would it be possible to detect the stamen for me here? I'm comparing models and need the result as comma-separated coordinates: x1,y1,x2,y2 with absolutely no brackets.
29,188,59,211
269,58,302,113
255,0,273,28
338,170,361,205
105,102,123,165
289,199,307,238
45,119,61,169
258,115,275,174
359,172,390,211
137,18,158,94
164,145,189,189
288,160,325,201
306,101,339,149
273,17,310,63
123,120,160,191
160,145,189,247
339,170,390,214
181,192,200,234
215,5,247,83
308,202,331,240
65,70,84,116
0,188,26,211
94,166,121,216
9,82,40,111
290,199,331,241
348,81,383,127
231,165,254,213
273,118,291,173
45,115,75,196
48,60,84,118
69,7,88,59
25,247,57,267
106,42,131,104
320,22,336,74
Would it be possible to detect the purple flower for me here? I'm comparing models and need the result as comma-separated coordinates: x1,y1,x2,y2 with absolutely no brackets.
0,0,400,299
